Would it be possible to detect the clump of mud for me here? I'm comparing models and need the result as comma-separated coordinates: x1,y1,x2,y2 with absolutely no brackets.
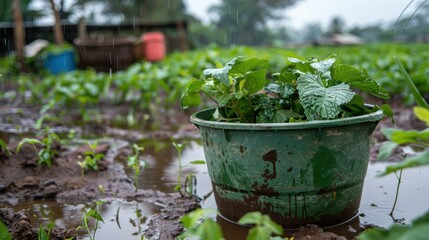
0,208,75,240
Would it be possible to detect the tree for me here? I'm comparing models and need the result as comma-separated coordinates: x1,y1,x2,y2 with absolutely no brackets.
208,0,300,46
327,16,345,35
75,0,186,23
0,0,44,22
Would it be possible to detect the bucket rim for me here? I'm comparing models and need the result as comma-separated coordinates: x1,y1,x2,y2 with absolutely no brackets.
190,105,384,130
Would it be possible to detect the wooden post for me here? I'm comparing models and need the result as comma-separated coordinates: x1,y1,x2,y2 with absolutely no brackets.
78,17,88,39
176,21,187,52
49,0,64,46
13,0,26,71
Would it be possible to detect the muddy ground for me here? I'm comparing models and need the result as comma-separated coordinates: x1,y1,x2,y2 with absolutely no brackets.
0,95,425,239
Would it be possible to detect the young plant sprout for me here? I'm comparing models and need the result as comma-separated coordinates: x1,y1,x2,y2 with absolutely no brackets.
126,143,147,189
77,200,106,240
0,139,12,158
16,128,60,167
171,138,206,197
77,141,104,178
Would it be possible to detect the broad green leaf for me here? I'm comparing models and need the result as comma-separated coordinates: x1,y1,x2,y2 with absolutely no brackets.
310,58,335,73
230,58,269,75
203,57,240,86
331,64,389,99
272,71,296,84
179,218,223,240
265,83,295,98
244,69,267,94
297,73,355,120
180,78,204,110
238,212,263,225
16,138,43,152
246,227,271,240
379,150,429,176
0,220,12,240
261,215,283,235
85,209,104,223
391,129,429,145
180,208,218,228
414,107,429,126
377,141,399,161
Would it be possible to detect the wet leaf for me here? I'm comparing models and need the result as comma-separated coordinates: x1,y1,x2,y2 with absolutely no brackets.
297,73,355,120
379,150,429,176
377,141,399,161
180,78,204,110
310,58,335,73
331,64,389,99
203,57,240,86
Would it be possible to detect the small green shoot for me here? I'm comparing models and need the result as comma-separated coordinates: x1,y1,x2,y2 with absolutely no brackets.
178,208,223,240
126,144,147,189
172,139,187,196
77,200,106,240
0,139,12,158
77,141,104,178
38,222,55,240
16,129,60,167
172,139,206,197
238,212,284,240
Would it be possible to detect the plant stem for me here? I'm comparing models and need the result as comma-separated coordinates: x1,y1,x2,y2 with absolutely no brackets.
390,169,403,216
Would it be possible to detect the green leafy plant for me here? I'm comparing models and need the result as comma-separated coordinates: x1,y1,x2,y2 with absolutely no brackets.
178,208,223,240
126,144,147,189
171,139,206,197
238,212,284,240
77,200,106,240
179,209,290,240
181,55,390,123
38,222,55,240
16,129,60,167
0,139,12,158
77,141,104,177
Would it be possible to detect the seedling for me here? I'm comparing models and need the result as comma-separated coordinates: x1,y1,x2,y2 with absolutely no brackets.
77,141,104,177
126,144,147,189
16,129,60,167
37,222,55,240
171,139,206,197
238,212,284,240
179,209,289,240
77,200,106,240
0,139,12,158
178,208,223,240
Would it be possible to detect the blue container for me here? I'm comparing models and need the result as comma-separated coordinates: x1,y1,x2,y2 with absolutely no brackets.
44,49,76,74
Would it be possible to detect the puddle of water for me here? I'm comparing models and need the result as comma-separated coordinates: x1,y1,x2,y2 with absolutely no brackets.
3,139,429,239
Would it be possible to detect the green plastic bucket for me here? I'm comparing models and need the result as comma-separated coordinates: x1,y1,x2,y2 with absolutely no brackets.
191,107,384,228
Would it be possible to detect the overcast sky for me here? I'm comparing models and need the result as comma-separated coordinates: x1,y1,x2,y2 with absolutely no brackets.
183,0,418,29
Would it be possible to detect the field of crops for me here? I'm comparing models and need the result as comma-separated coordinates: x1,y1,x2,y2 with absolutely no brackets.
1,44,428,122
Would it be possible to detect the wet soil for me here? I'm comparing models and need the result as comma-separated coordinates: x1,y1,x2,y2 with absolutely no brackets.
0,95,425,239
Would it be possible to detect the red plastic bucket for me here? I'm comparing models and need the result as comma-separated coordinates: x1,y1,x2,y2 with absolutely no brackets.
141,32,166,62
